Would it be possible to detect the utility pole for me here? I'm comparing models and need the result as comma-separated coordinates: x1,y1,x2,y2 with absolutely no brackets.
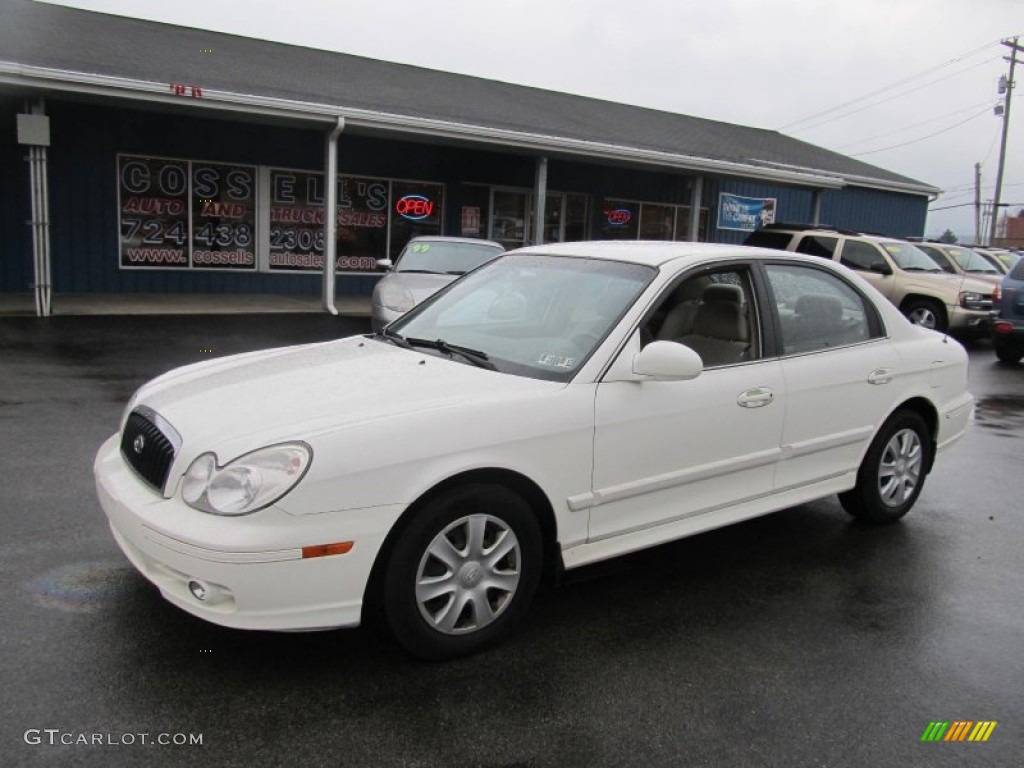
974,162,982,244
991,36,1022,245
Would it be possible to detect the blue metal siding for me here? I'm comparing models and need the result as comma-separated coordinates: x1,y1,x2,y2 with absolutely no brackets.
1,100,33,293
821,187,928,238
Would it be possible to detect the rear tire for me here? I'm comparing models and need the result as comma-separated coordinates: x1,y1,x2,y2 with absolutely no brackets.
382,483,542,661
902,298,947,332
839,410,932,524
994,343,1023,364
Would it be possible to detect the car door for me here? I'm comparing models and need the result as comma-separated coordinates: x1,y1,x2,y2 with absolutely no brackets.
762,262,902,489
587,264,786,542
837,239,897,301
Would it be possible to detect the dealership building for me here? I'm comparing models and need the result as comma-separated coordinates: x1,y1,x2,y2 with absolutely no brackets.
0,0,939,315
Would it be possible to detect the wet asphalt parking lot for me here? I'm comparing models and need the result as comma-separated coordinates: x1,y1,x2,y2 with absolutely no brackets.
1,314,1022,768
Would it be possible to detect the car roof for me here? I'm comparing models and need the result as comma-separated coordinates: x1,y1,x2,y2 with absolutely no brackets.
407,236,504,248
512,240,796,268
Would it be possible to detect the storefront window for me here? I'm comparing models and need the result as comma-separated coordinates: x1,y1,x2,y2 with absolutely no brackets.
117,155,190,269
191,162,257,270
337,176,389,271
601,199,639,240
639,203,675,240
389,180,444,260
564,194,589,242
674,206,710,242
458,185,490,239
491,190,529,250
268,169,329,272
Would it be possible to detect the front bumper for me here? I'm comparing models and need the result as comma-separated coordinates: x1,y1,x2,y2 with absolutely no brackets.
948,306,990,332
93,434,404,631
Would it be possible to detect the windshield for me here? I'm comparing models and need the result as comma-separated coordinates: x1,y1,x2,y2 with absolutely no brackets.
881,242,943,272
387,253,656,382
396,240,503,275
948,248,1001,274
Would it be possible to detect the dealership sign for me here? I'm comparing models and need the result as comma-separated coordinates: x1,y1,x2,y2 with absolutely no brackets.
717,194,776,232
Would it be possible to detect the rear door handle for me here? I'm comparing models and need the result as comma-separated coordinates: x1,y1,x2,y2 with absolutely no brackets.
737,387,774,408
868,368,894,385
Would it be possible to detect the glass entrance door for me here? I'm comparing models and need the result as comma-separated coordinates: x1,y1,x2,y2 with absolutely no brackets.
490,190,529,250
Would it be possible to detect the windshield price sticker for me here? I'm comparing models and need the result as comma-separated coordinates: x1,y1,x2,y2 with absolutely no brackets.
537,353,576,368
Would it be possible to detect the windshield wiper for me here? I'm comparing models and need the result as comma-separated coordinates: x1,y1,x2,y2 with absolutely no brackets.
373,327,413,349
397,269,440,275
404,337,497,370
903,266,940,272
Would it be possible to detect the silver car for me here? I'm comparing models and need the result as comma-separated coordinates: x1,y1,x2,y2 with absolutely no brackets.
371,237,504,330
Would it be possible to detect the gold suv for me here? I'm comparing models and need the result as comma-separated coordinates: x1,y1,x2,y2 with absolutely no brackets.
745,225,994,333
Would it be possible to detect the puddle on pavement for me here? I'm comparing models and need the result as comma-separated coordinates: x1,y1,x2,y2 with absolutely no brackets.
973,394,1024,437
28,561,136,613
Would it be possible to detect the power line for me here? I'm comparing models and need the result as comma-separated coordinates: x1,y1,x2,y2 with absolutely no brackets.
851,107,992,156
778,39,1001,131
791,56,1001,134
833,100,995,150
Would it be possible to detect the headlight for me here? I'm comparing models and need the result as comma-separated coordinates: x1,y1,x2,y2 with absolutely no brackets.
958,291,989,310
181,442,312,516
379,283,416,312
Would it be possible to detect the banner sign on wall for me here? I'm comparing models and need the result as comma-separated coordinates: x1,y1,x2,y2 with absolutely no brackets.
717,193,776,232
191,162,256,270
118,155,190,268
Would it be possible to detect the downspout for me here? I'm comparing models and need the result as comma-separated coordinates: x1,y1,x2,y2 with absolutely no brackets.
322,116,345,315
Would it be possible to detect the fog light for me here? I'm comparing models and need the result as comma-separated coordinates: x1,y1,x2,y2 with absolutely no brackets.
188,579,209,601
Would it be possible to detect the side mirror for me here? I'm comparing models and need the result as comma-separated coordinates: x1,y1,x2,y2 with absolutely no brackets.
375,258,394,270
870,261,892,276
632,341,703,381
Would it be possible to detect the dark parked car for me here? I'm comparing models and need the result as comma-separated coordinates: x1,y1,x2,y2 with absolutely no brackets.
991,258,1024,364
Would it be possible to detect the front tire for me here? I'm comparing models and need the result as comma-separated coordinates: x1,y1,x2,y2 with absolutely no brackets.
382,484,543,660
994,343,1023,364
839,410,932,524
902,298,947,332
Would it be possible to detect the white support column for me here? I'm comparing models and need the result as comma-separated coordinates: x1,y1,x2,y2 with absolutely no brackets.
533,156,548,245
322,116,345,315
687,175,703,241
811,189,823,226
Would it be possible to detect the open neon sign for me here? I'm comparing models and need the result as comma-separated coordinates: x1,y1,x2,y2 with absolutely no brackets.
605,208,632,226
396,194,435,220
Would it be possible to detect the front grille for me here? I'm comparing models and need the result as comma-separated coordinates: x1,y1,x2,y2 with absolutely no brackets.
120,409,178,493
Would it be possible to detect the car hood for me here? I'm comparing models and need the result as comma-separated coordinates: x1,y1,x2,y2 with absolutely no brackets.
133,336,561,459
379,272,458,303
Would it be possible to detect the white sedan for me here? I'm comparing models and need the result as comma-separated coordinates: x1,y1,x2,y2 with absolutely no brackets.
94,242,973,660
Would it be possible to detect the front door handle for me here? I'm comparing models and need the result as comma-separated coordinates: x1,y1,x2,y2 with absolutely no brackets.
737,387,774,408
867,368,894,385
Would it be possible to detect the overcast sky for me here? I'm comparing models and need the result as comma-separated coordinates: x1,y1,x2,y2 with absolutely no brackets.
44,0,1023,241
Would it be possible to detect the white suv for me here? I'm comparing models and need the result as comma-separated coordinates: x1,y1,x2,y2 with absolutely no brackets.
745,225,994,333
